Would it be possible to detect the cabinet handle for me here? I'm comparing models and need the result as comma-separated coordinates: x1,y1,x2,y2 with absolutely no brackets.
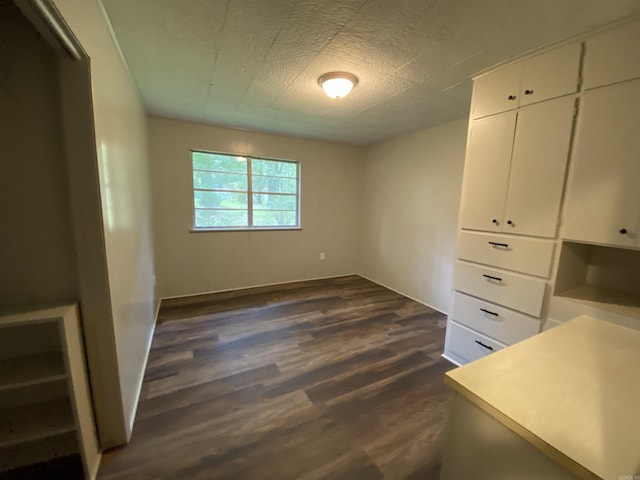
507,220,513,225
507,95,517,100
475,340,494,351
488,241,509,248
480,308,499,317
524,89,534,95
492,219,499,224
620,228,628,235
482,274,503,282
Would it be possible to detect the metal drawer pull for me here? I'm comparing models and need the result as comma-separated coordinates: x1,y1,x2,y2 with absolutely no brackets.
482,274,502,282
475,340,494,351
480,308,499,317
488,241,509,248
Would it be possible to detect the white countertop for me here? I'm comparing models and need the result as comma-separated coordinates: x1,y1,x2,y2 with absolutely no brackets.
445,315,640,480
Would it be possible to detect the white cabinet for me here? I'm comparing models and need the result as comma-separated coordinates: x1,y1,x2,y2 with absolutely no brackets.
471,63,521,118
562,79,640,248
471,43,581,118
583,19,640,90
460,112,515,233
503,96,575,237
460,96,575,238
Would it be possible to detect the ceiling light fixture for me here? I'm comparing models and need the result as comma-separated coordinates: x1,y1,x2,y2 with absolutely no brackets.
318,72,358,99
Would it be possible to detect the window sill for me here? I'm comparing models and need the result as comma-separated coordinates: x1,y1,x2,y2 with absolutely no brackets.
190,227,303,233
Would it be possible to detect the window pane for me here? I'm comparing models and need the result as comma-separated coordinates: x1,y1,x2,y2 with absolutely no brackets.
254,210,297,227
251,158,297,178
253,193,297,211
193,171,247,191
195,209,248,228
194,191,247,209
192,152,247,174
252,175,297,194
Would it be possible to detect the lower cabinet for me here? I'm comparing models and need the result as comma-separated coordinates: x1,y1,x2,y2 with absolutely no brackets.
445,236,549,366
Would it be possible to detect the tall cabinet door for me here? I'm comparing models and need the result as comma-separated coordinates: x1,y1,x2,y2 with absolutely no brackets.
563,80,640,247
460,112,516,233
503,97,575,238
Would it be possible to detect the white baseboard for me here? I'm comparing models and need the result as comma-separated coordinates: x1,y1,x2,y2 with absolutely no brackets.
357,273,448,315
160,273,359,301
126,299,161,437
441,353,462,367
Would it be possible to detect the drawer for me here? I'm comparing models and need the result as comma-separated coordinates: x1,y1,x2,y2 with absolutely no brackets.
457,231,554,278
454,261,546,317
450,292,540,345
445,321,506,364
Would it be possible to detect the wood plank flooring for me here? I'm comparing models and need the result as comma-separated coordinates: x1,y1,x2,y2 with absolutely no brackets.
98,275,454,479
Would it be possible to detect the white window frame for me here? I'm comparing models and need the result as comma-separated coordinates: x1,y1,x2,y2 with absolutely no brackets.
190,149,301,231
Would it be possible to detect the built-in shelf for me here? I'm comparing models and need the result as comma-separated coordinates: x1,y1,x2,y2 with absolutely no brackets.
556,284,640,321
0,353,66,392
0,398,74,448
551,241,640,330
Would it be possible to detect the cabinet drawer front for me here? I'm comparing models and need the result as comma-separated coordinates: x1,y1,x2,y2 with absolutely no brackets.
454,261,546,317
584,20,640,90
457,231,554,278
451,292,540,345
445,321,506,364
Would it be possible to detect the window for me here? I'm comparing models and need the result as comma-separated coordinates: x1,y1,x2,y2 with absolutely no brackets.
191,150,300,230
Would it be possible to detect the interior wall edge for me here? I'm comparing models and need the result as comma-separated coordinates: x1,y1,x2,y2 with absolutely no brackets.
357,273,448,316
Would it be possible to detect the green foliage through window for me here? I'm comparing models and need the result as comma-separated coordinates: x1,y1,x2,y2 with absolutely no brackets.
192,151,299,229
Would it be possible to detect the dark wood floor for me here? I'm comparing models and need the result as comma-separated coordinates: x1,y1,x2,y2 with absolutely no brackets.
98,275,454,479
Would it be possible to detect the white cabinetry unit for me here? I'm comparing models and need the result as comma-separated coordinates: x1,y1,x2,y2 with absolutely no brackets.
0,305,100,479
471,43,581,119
562,79,640,248
446,34,582,367
460,96,575,239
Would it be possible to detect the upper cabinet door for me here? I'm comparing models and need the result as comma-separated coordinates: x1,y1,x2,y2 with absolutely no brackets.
583,19,640,90
503,97,576,238
519,43,581,107
563,80,640,247
471,63,521,119
459,112,516,233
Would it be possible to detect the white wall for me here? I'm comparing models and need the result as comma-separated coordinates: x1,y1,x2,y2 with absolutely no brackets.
360,119,468,313
148,116,362,298
52,0,156,446
0,2,77,307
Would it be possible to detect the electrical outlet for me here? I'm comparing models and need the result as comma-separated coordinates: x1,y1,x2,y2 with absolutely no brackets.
320,252,326,260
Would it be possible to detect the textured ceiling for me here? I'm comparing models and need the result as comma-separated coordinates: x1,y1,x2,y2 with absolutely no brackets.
102,0,640,145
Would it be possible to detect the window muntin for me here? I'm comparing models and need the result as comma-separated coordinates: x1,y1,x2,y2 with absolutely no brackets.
192,151,300,229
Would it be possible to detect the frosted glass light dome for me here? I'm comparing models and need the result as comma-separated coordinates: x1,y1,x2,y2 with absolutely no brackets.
318,72,358,99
